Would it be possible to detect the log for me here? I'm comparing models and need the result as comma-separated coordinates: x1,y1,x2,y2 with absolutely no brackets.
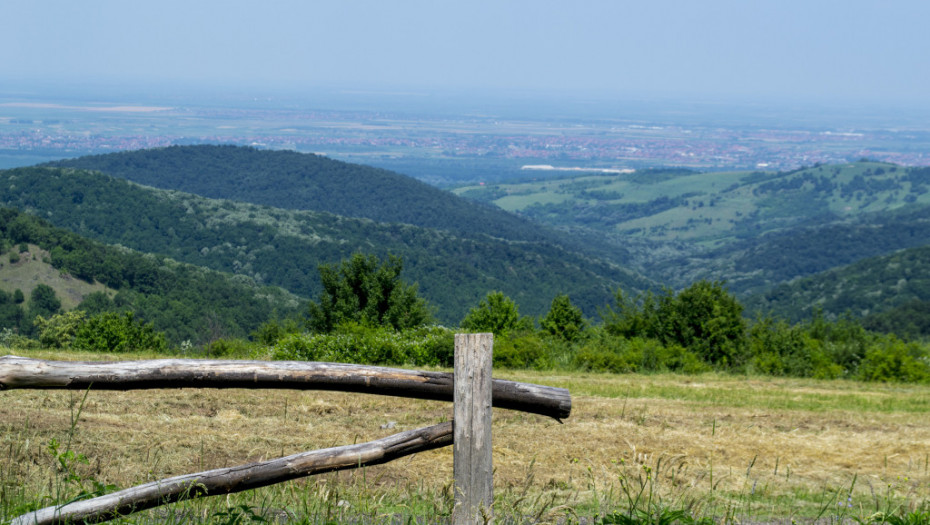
0,356,571,420
11,422,454,525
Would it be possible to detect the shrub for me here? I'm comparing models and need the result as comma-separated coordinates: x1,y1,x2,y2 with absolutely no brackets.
204,337,259,358
271,324,454,367
857,336,930,383
72,312,168,353
575,335,709,374
34,310,87,348
493,332,554,370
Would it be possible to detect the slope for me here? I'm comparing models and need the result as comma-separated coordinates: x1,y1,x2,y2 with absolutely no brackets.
0,208,302,344
0,167,653,323
40,144,631,262
456,162,930,293
744,243,930,323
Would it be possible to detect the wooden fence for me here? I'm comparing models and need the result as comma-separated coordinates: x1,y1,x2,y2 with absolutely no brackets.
0,333,571,525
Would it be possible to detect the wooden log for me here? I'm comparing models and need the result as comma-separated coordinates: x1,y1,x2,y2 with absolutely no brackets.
11,422,454,525
453,333,493,525
0,356,571,420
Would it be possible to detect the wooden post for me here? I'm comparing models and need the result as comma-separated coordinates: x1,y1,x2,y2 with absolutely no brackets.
453,333,493,524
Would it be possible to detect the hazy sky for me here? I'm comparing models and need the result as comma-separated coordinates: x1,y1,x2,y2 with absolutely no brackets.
3,0,929,106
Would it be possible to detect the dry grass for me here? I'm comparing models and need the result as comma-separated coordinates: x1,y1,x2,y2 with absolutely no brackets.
2,351,930,522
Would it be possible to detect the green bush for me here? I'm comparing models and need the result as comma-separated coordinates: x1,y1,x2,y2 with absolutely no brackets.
271,324,454,367
857,336,930,383
72,312,167,353
575,335,709,374
34,311,87,348
493,332,555,370
204,337,259,358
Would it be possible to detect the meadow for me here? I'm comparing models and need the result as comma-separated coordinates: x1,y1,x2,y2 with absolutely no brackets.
2,348,929,523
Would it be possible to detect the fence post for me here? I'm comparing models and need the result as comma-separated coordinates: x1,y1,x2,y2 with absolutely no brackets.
453,333,494,524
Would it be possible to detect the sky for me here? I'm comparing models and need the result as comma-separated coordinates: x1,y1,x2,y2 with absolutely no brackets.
3,0,930,108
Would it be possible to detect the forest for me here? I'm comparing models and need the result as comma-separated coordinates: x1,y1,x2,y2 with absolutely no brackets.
0,166,651,322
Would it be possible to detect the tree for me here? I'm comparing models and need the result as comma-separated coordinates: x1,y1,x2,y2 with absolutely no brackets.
603,281,746,367
306,253,431,332
540,294,586,342
460,291,533,336
663,281,746,366
29,284,61,318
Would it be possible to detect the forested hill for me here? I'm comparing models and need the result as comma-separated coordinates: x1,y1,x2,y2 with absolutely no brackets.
745,243,930,326
0,208,302,344
41,145,624,260
0,167,653,322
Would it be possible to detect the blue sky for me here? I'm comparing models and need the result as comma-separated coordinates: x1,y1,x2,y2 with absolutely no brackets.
3,0,929,106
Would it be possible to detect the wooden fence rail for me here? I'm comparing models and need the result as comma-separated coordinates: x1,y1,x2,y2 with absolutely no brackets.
0,356,570,421
2,334,571,525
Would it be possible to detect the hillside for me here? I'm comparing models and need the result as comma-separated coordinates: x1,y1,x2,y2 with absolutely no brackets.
455,162,930,294
744,243,930,324
0,167,653,323
0,208,302,343
40,145,631,263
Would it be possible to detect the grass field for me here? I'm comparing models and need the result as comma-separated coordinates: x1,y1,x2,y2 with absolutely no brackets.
2,349,929,523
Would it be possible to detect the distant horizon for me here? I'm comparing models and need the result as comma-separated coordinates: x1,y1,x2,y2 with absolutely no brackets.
4,1,929,121
5,79,930,130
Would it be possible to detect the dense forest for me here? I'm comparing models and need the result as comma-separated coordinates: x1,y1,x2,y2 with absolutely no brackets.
746,243,930,327
0,167,653,322
0,208,302,344
42,145,631,264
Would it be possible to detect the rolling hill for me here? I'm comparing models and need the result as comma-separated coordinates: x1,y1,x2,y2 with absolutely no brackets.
455,162,930,295
41,145,631,264
744,243,930,324
0,166,654,323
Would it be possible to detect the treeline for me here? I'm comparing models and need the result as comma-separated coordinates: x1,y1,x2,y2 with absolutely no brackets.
7,251,929,383
0,208,302,345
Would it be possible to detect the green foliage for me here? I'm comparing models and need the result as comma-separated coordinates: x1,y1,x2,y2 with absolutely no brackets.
857,336,930,383
203,338,260,358
541,293,587,342
29,284,61,318
605,281,746,367
493,332,556,370
0,207,302,344
0,289,25,332
72,312,168,353
575,334,709,374
8,251,19,264
0,166,651,323
271,324,454,367
306,254,432,333
460,291,534,336
252,317,301,346
34,310,87,349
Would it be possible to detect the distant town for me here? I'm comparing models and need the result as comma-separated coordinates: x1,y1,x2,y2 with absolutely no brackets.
2,97,930,177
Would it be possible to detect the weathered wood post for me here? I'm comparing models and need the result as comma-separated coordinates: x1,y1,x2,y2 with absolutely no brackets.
453,333,494,525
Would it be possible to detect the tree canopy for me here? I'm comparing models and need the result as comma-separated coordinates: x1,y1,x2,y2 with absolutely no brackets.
306,253,432,332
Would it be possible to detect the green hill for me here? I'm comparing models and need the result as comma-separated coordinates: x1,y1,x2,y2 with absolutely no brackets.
744,243,930,324
41,145,631,261
0,208,302,344
0,167,653,323
456,162,930,294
